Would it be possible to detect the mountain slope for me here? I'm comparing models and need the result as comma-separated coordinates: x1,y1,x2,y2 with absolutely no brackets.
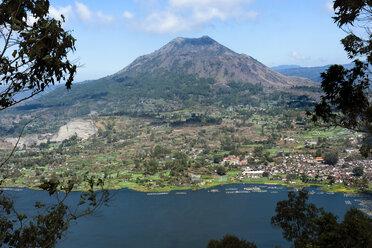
113,36,314,89
2,36,319,130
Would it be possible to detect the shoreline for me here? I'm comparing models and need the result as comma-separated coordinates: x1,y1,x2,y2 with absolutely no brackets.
1,180,370,195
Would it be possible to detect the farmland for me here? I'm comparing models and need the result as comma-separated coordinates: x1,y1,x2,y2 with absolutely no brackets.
0,106,370,193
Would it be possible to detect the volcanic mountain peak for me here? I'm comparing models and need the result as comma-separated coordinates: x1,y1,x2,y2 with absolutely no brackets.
162,36,233,54
115,36,315,89
171,35,217,46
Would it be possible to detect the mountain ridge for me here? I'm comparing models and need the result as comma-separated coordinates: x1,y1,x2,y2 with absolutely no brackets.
112,36,316,89
272,63,355,82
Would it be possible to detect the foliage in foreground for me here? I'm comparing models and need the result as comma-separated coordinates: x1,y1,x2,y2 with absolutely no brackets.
207,234,257,248
312,0,372,157
0,1,111,247
271,189,372,248
0,178,109,247
0,0,76,110
210,189,372,248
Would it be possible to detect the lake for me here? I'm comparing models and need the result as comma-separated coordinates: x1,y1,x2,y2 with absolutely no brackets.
4,184,371,248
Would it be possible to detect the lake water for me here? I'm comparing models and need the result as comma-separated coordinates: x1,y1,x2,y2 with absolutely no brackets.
4,184,371,248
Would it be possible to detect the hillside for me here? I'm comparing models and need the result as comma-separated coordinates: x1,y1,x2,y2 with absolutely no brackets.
0,36,319,135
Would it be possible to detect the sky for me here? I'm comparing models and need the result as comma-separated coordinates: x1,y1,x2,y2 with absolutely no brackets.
48,0,350,82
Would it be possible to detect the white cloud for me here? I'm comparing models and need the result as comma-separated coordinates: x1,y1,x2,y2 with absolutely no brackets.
46,2,114,26
325,0,334,14
246,11,259,20
97,11,115,24
75,1,92,21
48,1,256,31
292,51,305,60
123,11,134,19
26,15,38,26
49,5,73,21
143,12,188,33
169,0,252,9
136,0,257,34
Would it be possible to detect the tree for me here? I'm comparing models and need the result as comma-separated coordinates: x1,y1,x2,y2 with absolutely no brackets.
353,176,369,190
0,1,108,247
209,189,372,247
352,166,364,177
271,189,372,248
0,0,76,110
0,178,108,248
207,234,257,248
213,154,224,163
271,190,320,247
216,165,227,176
323,151,339,165
311,0,372,157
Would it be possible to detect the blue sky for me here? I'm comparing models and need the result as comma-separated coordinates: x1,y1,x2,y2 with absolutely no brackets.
48,0,349,82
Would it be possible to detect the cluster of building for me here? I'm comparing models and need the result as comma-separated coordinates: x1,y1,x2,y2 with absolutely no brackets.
231,153,372,184
222,155,248,166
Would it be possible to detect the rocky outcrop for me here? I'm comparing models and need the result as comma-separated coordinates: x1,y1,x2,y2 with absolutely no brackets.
51,119,97,142
4,119,97,148
5,135,41,148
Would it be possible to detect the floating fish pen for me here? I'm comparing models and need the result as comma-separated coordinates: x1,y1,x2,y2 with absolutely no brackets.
226,191,250,194
254,189,268,193
225,188,238,191
361,208,372,216
0,188,23,191
244,187,267,193
147,192,169,196
244,187,261,191
344,193,361,198
355,199,372,210
267,186,283,190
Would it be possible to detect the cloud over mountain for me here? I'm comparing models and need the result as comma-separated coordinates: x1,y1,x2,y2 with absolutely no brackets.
50,0,258,33
136,0,259,33
49,1,114,25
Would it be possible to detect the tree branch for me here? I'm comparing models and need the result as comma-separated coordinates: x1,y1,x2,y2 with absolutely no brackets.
0,1,21,59
0,89,44,111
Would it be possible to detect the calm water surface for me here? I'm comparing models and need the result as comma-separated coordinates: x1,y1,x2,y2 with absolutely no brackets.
5,184,370,248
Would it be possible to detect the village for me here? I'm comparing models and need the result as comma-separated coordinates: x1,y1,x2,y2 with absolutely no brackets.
221,154,372,186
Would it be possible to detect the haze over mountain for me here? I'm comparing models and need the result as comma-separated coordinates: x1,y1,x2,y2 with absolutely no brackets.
272,63,355,82
270,65,302,70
